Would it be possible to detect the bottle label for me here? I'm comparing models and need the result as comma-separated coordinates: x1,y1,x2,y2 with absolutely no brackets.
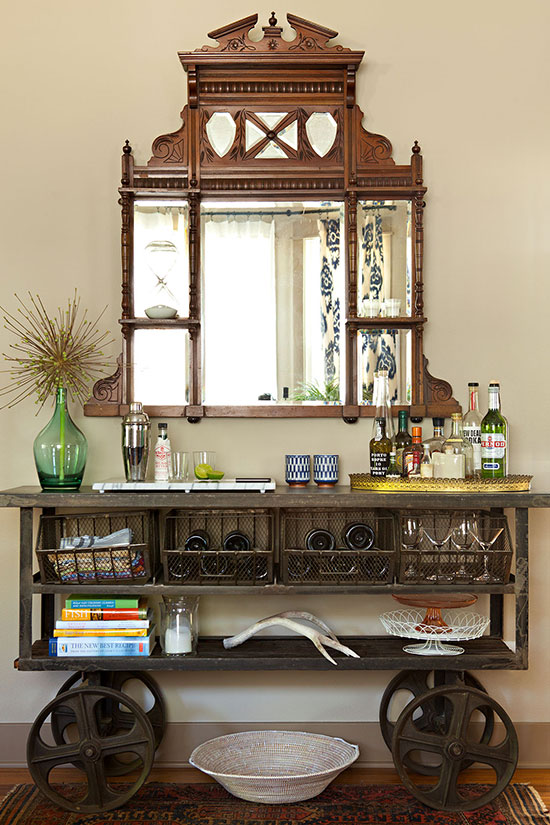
403,451,421,477
154,444,171,480
370,452,389,477
481,433,506,459
463,424,482,469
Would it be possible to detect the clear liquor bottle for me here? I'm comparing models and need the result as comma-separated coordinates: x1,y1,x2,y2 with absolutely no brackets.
154,422,172,481
463,382,482,477
481,381,508,478
422,417,445,458
443,413,474,478
370,417,392,477
393,410,412,475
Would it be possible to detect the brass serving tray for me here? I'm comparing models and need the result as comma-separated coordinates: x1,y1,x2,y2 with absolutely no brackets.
349,474,532,493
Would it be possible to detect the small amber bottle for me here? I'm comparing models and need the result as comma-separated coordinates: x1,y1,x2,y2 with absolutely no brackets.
402,426,424,477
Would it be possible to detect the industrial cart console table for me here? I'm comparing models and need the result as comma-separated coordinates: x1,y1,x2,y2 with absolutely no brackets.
1,486,545,814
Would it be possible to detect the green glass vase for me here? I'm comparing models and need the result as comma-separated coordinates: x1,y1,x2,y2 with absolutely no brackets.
33,387,88,490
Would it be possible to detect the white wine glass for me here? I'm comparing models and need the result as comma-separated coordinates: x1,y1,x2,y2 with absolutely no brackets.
450,513,477,582
471,516,504,583
401,516,423,580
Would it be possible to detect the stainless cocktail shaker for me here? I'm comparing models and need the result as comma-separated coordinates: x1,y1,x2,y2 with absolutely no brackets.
122,402,151,481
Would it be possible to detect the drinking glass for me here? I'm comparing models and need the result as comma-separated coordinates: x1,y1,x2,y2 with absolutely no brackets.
422,515,453,581
171,451,189,481
401,516,423,580
471,516,504,582
450,513,476,581
193,451,216,478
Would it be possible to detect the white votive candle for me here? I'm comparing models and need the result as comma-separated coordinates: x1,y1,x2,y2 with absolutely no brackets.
432,452,465,479
165,625,192,654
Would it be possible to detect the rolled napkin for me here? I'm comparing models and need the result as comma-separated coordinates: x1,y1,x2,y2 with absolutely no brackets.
60,528,133,550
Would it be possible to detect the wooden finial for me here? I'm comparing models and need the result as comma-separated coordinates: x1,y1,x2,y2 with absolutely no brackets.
123,139,132,154
412,140,421,154
269,11,277,26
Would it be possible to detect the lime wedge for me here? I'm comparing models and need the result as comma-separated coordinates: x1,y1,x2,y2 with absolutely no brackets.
194,463,212,479
207,469,225,480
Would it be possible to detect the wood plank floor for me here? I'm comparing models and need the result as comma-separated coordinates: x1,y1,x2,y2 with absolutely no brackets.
1,767,548,808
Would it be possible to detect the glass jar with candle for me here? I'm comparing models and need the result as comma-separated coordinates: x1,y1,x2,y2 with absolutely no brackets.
160,595,199,656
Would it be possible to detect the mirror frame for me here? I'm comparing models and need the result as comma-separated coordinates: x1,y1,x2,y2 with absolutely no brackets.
84,11,459,422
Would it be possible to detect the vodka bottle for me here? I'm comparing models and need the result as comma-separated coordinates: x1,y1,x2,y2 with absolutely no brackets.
481,381,508,478
443,413,474,478
154,422,172,481
463,382,482,477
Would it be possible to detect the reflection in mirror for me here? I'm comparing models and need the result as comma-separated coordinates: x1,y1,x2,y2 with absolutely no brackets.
358,328,412,405
133,202,189,318
305,112,337,157
133,329,189,405
201,201,345,406
205,112,236,157
357,201,412,317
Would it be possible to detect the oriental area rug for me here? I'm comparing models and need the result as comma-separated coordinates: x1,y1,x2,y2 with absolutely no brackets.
1,782,549,825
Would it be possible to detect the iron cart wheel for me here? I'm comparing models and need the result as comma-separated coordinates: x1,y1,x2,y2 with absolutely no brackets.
27,686,155,813
391,684,518,811
51,671,166,775
379,669,495,775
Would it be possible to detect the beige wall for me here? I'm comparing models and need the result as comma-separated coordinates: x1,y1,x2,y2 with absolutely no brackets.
1,0,549,759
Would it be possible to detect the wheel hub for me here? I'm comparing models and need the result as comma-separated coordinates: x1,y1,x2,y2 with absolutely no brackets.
80,740,101,761
446,739,465,759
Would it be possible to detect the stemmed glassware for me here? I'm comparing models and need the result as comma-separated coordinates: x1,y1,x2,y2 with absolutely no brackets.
471,515,504,582
422,515,453,582
450,513,477,582
401,516,423,580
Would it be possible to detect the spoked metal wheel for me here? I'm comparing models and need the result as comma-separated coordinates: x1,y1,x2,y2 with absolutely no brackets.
379,670,494,775
51,671,166,775
392,685,518,811
27,686,155,812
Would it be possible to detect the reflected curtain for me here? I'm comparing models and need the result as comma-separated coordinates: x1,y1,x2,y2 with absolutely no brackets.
202,214,277,404
318,217,342,388
359,207,399,402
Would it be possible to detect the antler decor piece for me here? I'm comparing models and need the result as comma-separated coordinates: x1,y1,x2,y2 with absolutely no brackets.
223,611,360,666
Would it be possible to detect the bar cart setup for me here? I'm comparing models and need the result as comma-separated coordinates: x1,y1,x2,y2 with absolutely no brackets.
1,485,546,814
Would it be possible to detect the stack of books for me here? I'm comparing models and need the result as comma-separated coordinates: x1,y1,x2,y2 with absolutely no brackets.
49,594,155,657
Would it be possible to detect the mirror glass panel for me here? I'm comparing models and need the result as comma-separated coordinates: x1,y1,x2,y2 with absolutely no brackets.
356,200,412,317
133,202,189,318
201,200,345,405
357,327,412,405
206,112,236,157
133,329,189,405
305,112,337,157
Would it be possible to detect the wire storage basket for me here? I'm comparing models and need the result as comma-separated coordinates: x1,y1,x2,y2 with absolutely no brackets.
280,509,396,585
189,730,359,803
162,509,273,585
397,511,513,585
36,511,154,584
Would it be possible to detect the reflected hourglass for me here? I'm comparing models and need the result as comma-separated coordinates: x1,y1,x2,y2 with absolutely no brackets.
144,239,179,318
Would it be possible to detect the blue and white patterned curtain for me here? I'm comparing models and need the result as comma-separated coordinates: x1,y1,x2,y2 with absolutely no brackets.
319,217,341,387
360,208,399,403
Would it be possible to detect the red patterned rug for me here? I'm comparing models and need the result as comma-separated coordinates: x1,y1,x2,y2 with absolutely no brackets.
1,782,548,825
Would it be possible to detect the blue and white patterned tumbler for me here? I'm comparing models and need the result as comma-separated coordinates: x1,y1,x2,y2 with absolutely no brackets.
313,454,339,487
285,454,311,487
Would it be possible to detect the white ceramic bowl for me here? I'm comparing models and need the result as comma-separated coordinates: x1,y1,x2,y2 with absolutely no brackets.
189,730,359,803
144,304,178,319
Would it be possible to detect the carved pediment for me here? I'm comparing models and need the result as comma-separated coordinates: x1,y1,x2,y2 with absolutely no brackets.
181,12,363,62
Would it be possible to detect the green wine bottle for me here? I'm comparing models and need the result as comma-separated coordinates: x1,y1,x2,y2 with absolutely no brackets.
370,417,392,477
481,381,508,478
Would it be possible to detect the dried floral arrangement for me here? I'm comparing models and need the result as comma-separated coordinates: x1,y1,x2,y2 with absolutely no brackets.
0,291,114,411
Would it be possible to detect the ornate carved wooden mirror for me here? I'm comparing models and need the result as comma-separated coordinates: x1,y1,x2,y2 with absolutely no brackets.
85,11,459,422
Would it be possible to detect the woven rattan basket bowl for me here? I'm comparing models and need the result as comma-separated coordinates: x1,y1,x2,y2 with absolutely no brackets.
189,730,360,803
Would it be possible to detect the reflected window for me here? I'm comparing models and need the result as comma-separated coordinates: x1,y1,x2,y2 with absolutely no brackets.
358,328,411,405
133,329,189,405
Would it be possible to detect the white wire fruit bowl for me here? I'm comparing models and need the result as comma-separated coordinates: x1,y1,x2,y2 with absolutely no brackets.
189,730,359,803
379,609,490,656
